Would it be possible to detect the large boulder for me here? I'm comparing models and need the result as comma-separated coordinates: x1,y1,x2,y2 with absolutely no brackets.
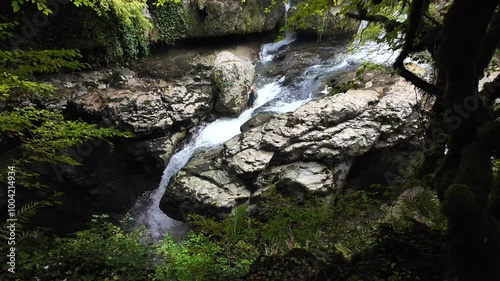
161,148,251,221
213,51,256,116
183,0,285,38
161,76,425,221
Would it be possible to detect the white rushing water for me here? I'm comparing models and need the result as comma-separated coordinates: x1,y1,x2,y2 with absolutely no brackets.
259,32,296,63
131,79,285,241
131,20,427,241
259,3,295,63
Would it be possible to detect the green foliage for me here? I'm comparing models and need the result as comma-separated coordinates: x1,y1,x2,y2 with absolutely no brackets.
257,187,385,258
156,206,260,281
0,186,450,280
0,23,88,100
9,0,163,61
157,195,385,281
0,199,58,241
1,221,154,281
0,20,131,255
259,189,331,254
0,107,131,187
398,188,447,230
149,1,188,45
155,233,228,281
346,0,407,46
76,0,153,61
355,61,386,77
0,21,131,184
284,0,336,33
354,22,386,43
11,0,93,15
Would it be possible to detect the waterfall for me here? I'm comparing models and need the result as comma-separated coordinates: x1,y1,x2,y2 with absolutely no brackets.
131,14,429,241
357,20,369,34
131,78,286,241
259,3,296,63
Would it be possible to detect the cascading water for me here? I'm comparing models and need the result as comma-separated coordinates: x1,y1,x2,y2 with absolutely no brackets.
131,79,285,241
131,19,428,241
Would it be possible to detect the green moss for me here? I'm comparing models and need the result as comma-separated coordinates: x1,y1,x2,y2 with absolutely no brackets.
443,184,479,220
79,4,151,62
150,1,188,45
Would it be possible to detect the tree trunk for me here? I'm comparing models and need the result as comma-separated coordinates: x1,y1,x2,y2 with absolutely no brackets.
432,1,499,280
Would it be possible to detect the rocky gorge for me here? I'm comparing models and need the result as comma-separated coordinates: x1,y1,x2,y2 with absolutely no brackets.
4,1,500,280
20,1,433,237
36,32,432,240
160,73,426,221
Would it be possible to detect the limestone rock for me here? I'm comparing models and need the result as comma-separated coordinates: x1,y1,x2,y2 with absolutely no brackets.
161,148,250,221
183,0,285,38
228,149,274,177
162,79,425,221
257,162,334,198
213,51,255,116
69,86,212,137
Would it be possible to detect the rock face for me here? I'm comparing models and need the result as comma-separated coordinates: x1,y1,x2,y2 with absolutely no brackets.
183,0,285,38
287,5,358,40
213,51,255,116
52,47,258,165
69,85,212,138
162,148,251,220
161,76,425,221
39,45,259,232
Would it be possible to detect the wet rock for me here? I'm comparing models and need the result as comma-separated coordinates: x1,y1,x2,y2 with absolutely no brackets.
257,162,334,198
240,112,275,132
267,51,321,86
183,0,285,38
124,131,188,168
161,147,250,221
162,77,425,221
213,51,255,116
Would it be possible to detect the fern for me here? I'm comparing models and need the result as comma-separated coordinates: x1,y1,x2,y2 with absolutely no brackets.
400,188,447,230
0,200,54,241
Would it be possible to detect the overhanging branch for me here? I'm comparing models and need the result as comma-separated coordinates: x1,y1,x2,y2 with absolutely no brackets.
393,0,440,95
345,12,401,33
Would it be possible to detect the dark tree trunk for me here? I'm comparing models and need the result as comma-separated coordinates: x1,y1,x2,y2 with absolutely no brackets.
431,0,500,280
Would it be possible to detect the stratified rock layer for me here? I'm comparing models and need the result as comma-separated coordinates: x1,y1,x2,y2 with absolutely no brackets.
161,77,424,221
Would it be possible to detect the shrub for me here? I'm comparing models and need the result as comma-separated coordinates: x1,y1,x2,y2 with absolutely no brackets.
1,221,154,281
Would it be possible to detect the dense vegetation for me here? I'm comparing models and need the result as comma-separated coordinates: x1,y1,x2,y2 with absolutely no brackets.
1,0,500,280
2,186,453,280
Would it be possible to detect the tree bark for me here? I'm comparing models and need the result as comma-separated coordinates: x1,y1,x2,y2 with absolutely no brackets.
433,0,499,280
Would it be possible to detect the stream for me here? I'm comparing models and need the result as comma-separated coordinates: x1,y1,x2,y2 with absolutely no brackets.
130,20,409,242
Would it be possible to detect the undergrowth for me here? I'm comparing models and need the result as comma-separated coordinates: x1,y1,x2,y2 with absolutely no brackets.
1,185,449,280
